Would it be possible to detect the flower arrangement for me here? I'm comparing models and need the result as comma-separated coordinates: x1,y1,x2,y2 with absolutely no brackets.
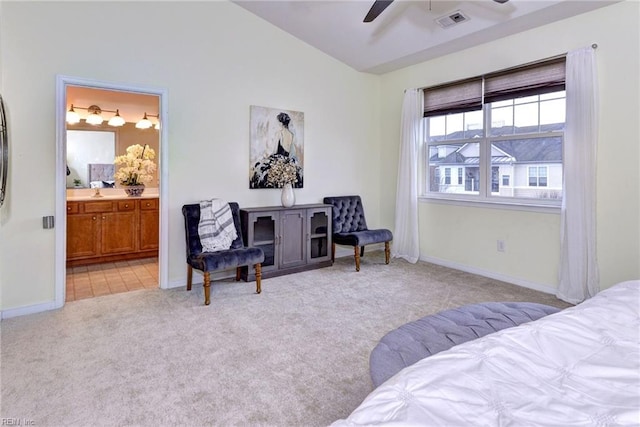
266,155,299,188
114,144,156,186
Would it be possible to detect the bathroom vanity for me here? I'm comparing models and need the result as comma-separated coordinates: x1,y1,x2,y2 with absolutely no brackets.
66,194,159,267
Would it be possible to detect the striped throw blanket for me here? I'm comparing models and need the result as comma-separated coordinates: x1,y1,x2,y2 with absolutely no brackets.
198,199,238,252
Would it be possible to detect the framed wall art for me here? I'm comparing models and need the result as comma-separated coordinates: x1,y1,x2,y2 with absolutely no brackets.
249,105,304,189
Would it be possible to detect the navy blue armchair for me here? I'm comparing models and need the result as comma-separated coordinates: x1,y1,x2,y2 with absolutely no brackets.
182,202,264,305
323,195,393,271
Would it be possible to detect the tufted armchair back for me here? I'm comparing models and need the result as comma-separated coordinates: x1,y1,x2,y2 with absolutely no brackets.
323,195,369,233
182,202,244,258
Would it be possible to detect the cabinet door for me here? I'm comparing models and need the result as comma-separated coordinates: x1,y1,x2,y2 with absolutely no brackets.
307,207,332,264
139,199,159,250
279,209,306,269
101,211,137,254
67,213,100,259
247,211,280,275
139,210,159,250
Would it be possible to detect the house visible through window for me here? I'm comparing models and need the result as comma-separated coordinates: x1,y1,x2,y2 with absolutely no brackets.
424,57,565,206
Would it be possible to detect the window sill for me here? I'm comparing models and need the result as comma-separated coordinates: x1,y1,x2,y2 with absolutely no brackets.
419,195,561,214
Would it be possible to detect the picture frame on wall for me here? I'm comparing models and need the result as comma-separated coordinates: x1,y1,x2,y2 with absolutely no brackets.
249,105,304,189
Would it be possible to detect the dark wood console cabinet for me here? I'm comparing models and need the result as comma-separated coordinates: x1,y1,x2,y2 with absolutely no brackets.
240,204,333,280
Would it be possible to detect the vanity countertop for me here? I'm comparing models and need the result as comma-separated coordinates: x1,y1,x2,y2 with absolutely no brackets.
66,188,159,202
67,194,159,201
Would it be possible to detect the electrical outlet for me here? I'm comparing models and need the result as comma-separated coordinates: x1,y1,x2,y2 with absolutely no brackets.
497,240,506,252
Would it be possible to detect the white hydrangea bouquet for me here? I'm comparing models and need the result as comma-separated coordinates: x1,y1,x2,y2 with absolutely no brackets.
266,155,299,188
114,144,156,186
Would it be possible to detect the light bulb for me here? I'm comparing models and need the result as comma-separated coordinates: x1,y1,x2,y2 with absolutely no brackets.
135,113,152,129
85,105,103,125
108,109,125,127
66,105,80,124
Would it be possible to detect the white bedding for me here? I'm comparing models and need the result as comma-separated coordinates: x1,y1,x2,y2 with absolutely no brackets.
333,280,640,426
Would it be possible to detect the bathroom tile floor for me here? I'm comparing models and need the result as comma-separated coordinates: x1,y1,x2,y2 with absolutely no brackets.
66,257,158,302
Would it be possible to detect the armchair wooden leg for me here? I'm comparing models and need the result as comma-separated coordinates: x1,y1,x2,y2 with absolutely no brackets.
255,263,262,294
331,242,336,262
360,246,365,257
187,265,193,291
236,267,241,281
385,241,390,265
203,272,211,306
354,246,361,272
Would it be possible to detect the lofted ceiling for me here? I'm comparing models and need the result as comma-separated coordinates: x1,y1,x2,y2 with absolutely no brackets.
234,0,618,74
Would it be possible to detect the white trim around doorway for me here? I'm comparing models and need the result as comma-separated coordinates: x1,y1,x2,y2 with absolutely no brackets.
54,75,169,309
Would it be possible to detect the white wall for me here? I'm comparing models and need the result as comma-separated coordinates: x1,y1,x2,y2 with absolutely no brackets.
0,1,380,311
1,1,637,314
379,1,640,291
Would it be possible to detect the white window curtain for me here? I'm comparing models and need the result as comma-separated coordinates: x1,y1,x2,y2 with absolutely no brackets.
557,46,599,304
392,88,423,263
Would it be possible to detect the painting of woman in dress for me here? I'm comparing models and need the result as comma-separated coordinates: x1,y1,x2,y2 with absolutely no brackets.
249,106,304,189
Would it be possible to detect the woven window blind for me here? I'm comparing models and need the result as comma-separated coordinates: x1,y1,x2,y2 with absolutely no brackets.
484,58,566,103
422,57,566,117
423,78,482,117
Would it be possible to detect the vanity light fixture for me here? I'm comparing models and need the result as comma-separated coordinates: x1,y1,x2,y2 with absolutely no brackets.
66,104,81,125
107,109,125,127
85,105,104,125
66,103,159,129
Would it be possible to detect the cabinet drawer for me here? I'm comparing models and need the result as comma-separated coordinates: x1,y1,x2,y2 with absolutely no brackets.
66,202,80,214
117,200,136,211
84,201,115,213
140,198,158,210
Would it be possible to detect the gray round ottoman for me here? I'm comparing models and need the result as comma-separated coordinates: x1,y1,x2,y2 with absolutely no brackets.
370,302,561,388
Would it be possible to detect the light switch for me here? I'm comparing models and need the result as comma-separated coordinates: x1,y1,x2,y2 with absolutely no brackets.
43,216,55,229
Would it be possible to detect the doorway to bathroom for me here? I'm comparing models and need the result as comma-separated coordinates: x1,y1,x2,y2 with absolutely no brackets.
55,76,168,308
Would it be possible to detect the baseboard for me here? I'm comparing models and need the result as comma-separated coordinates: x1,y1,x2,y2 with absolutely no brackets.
421,255,558,295
1,300,59,320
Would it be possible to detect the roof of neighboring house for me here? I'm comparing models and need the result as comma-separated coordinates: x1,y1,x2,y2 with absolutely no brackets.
430,124,563,164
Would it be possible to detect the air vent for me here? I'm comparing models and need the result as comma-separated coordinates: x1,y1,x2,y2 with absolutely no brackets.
435,10,470,28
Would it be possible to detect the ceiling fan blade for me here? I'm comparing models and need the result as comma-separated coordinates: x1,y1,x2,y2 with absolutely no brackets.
363,0,394,23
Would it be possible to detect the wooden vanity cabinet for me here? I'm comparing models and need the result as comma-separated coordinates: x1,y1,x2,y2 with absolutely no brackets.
66,198,159,266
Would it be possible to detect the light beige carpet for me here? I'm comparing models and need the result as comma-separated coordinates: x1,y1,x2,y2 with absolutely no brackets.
1,253,569,426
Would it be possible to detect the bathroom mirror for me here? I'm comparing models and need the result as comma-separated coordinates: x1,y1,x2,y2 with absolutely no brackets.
66,129,116,188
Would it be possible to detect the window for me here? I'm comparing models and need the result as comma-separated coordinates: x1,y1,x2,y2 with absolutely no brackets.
528,166,548,187
424,58,565,206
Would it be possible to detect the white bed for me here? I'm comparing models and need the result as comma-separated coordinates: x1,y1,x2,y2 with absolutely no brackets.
333,280,640,426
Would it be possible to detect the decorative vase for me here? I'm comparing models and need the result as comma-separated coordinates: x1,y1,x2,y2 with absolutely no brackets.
281,183,295,208
124,185,145,197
